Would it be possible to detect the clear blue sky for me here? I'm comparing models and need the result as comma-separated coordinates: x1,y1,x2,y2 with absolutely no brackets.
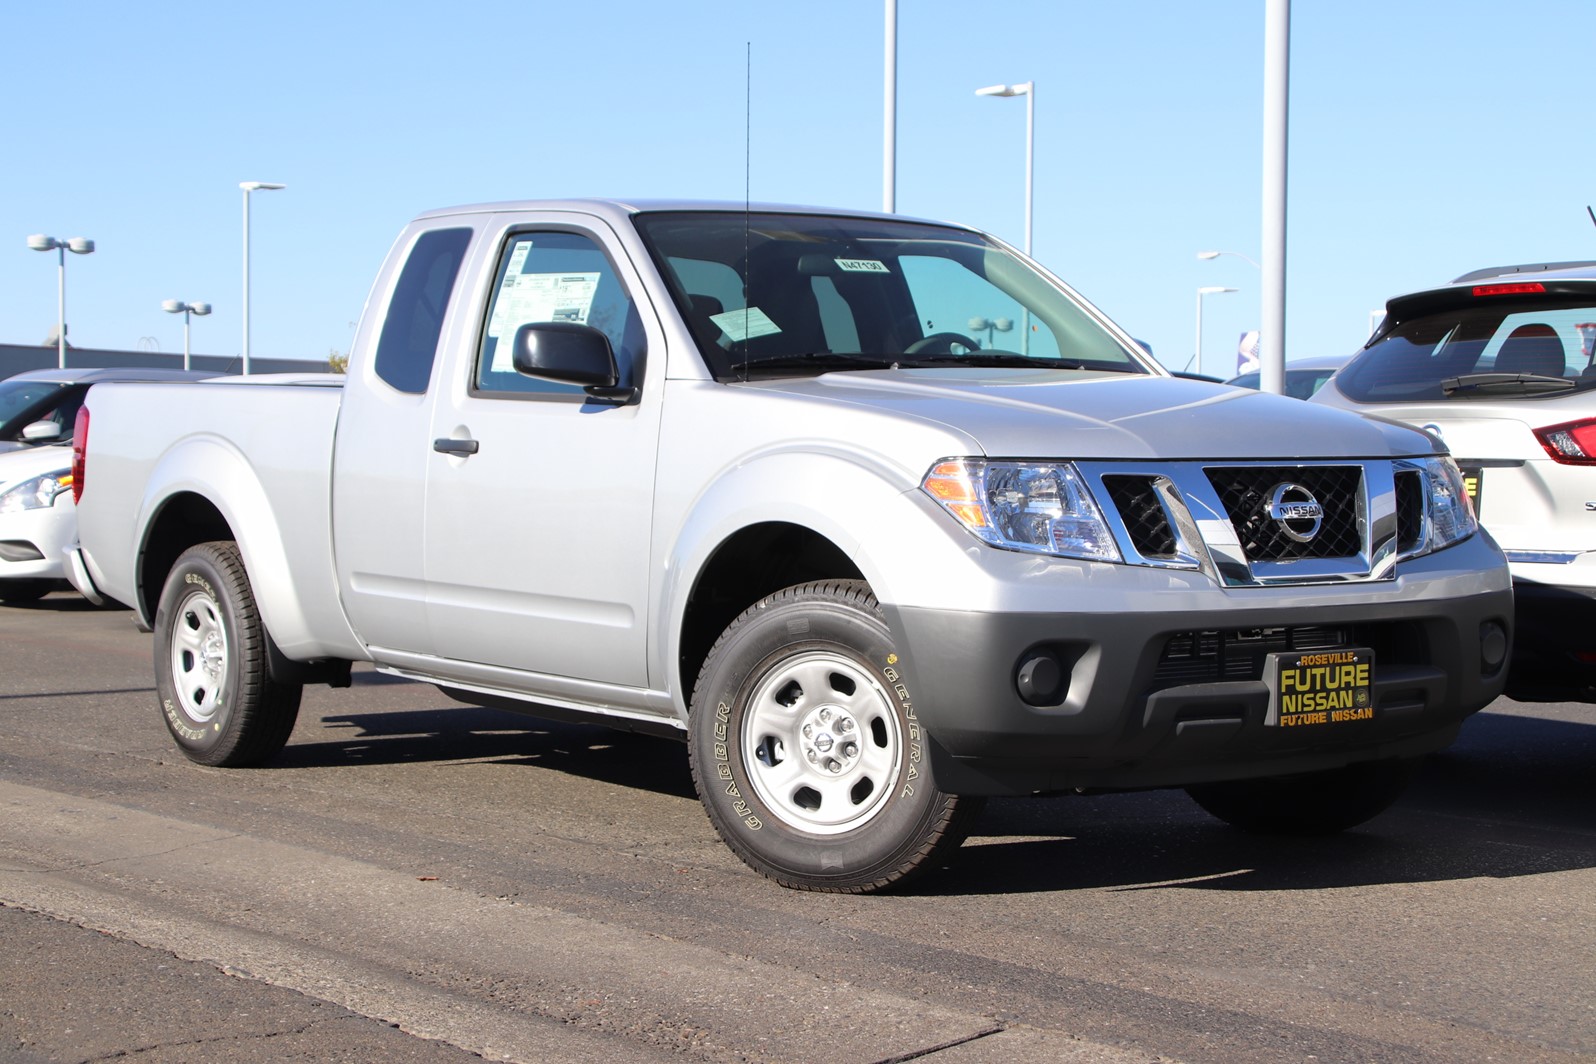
4,1,1593,377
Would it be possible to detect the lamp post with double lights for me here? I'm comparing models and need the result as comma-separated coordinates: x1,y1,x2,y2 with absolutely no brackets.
26,234,95,369
163,300,212,371
240,181,286,374
1196,286,1238,378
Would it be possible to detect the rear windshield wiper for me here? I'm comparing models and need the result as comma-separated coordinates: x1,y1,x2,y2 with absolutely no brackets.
1439,372,1575,397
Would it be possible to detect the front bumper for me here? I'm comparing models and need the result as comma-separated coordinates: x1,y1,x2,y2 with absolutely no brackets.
0,501,75,584
883,534,1513,795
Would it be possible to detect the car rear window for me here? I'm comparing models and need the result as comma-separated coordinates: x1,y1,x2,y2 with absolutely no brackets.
1337,299,1596,402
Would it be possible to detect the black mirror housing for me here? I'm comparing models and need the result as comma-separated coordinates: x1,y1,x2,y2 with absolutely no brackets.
511,322,635,402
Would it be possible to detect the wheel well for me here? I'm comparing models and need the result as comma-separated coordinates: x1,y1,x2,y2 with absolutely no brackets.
138,493,234,618
678,522,865,704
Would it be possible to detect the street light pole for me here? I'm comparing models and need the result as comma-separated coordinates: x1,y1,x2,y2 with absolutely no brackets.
975,81,1035,256
163,300,212,371
26,234,95,369
1196,286,1238,378
1197,249,1261,270
240,181,285,375
976,81,1035,351
883,0,896,213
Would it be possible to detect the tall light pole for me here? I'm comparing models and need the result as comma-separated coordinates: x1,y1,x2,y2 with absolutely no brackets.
1196,286,1238,378
1260,0,1291,396
1197,249,1261,270
26,235,95,369
883,0,897,213
240,181,285,374
974,82,1035,256
162,299,212,371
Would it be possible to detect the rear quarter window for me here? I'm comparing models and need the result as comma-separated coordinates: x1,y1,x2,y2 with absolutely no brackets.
373,227,473,394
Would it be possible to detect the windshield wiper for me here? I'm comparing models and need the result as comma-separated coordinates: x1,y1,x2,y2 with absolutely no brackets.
732,353,902,376
897,353,1091,371
1439,372,1575,397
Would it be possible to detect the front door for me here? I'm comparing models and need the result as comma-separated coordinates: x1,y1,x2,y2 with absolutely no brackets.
422,216,662,689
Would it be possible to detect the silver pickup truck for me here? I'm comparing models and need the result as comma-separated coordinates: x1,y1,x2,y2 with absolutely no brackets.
68,199,1513,892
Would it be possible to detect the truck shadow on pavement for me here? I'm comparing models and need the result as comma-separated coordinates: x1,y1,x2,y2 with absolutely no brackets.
267,701,1591,896
277,706,697,800
931,708,1596,897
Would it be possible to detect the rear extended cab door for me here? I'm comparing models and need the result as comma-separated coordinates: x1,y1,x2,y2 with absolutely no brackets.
331,219,482,657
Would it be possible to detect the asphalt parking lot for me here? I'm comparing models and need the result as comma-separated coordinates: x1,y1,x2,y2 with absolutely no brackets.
2,593,1592,1063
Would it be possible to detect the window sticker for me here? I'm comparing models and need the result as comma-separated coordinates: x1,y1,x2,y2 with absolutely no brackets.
710,306,781,343
505,240,532,276
487,271,601,371
835,258,890,274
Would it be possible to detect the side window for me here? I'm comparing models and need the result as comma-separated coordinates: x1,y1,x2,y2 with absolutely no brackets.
477,231,643,396
373,227,472,394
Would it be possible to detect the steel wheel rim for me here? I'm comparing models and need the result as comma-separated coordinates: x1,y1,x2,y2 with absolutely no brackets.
741,650,902,835
169,586,229,724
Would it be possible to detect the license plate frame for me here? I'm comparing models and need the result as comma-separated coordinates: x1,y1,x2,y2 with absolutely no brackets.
1266,648,1376,728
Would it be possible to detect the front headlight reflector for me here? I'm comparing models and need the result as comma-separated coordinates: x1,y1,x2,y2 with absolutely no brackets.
922,459,1121,562
1420,455,1476,551
0,471,73,514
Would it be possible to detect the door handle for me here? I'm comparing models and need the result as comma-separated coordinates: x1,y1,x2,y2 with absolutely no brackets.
432,437,480,456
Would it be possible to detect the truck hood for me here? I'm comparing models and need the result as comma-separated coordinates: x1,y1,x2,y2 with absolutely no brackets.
746,369,1435,460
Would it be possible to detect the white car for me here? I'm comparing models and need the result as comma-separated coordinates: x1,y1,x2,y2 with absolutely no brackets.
0,442,77,603
1313,260,1596,701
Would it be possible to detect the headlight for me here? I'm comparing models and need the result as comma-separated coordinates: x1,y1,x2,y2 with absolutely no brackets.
0,471,73,514
922,458,1122,562
1418,455,1477,552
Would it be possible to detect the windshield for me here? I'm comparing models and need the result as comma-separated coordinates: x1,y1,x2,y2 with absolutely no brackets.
0,379,74,440
632,211,1148,380
1338,298,1596,402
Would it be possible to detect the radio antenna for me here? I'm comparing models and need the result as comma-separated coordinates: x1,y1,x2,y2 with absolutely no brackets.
1587,205,1595,230
742,41,752,382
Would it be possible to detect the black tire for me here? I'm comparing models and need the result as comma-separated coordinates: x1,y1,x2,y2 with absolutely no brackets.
688,580,982,892
0,579,55,604
152,541,302,767
1186,758,1419,836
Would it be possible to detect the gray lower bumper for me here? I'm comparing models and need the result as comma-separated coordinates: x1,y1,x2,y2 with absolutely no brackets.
883,557,1514,796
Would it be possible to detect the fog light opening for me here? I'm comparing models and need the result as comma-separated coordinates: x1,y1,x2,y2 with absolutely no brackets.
1016,650,1066,707
1479,621,1508,675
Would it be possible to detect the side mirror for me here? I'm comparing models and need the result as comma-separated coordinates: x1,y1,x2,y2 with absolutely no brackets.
512,322,635,402
20,420,63,443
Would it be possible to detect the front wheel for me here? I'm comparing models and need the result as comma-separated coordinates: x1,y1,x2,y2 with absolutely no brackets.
153,541,302,767
1185,758,1420,836
689,580,982,892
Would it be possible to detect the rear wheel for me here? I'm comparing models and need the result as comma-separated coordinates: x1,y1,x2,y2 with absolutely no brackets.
1186,759,1419,836
153,541,302,767
689,580,981,892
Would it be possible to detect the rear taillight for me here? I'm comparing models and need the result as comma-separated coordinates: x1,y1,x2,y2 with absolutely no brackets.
70,406,89,503
1473,282,1546,297
1534,417,1596,464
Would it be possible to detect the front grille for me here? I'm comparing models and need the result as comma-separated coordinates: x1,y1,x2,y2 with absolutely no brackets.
1103,475,1177,557
1155,626,1351,686
1206,465,1363,561
1153,621,1426,690
1395,470,1424,554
